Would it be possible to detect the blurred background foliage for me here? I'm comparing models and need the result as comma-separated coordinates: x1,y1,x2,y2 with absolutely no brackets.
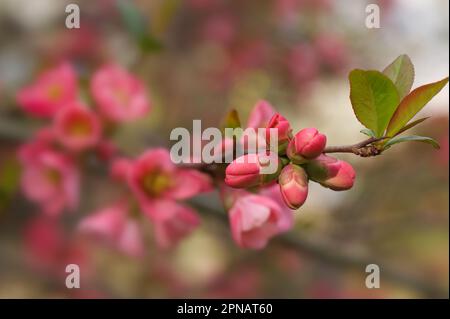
0,0,448,298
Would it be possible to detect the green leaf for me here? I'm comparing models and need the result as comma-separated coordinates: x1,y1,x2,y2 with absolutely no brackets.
383,54,415,100
0,158,21,211
116,0,163,53
349,69,400,137
392,117,429,136
221,109,241,131
384,135,440,150
360,128,376,138
386,77,449,136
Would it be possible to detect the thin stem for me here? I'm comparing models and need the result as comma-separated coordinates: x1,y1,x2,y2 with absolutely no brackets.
324,137,387,157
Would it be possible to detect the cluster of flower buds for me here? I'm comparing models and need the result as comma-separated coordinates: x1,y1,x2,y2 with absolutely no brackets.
224,104,356,210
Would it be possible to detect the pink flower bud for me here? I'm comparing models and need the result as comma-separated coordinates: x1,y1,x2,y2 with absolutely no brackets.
287,128,326,164
53,103,102,152
266,113,292,154
304,154,356,191
225,152,281,188
18,141,79,216
278,164,308,209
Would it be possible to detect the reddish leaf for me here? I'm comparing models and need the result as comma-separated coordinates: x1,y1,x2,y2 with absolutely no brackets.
386,77,448,137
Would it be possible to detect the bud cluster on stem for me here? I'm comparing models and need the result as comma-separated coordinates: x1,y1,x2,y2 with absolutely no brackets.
225,106,356,210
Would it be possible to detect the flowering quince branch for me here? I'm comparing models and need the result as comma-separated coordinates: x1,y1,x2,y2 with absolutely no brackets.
0,55,447,296
216,54,447,248
6,55,448,259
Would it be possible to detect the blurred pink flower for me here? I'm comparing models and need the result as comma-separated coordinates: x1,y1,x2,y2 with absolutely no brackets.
144,200,200,249
18,141,79,216
96,139,118,161
240,100,276,151
127,148,212,210
314,34,348,72
229,186,293,249
110,157,134,182
53,102,102,152
78,201,144,257
91,64,150,122
202,13,236,46
109,149,210,249
208,266,261,298
23,216,88,277
17,62,78,118
287,44,319,86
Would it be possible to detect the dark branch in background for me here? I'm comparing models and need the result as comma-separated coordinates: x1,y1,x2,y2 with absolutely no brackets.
190,197,447,298
0,116,447,297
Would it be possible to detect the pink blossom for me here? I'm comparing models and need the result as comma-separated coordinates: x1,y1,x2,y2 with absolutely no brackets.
17,62,78,118
110,157,133,182
287,44,318,86
229,190,293,249
91,64,150,122
53,102,102,152
127,149,212,208
23,216,88,277
239,100,276,152
78,201,144,257
246,100,276,129
144,200,200,249
314,34,348,73
202,13,236,46
18,141,79,216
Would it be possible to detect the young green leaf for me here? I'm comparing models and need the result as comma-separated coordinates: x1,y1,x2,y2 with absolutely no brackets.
392,117,429,137
386,77,449,137
349,69,400,137
382,54,415,100
384,135,440,149
360,128,376,138
116,0,163,53
221,109,241,131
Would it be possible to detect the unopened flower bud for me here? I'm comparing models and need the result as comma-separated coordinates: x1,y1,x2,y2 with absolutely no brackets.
278,164,308,209
225,152,281,188
266,113,292,154
304,154,355,191
287,128,326,164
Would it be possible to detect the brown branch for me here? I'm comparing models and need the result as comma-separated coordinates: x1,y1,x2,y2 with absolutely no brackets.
324,137,387,157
